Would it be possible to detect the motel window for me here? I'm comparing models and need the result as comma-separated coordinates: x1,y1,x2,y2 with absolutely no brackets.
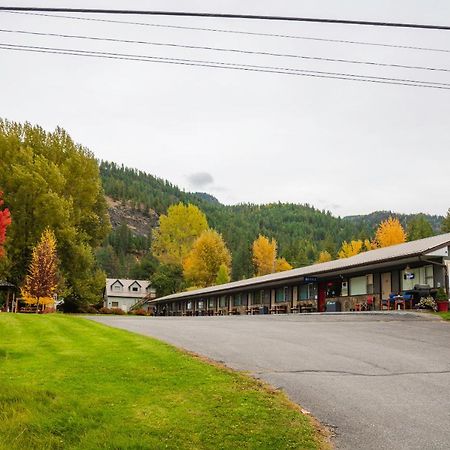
219,296,226,308
234,294,242,306
275,288,286,303
187,301,193,310
252,290,263,305
326,281,342,298
350,276,367,296
425,265,434,287
111,301,119,307
299,283,318,300
401,265,433,290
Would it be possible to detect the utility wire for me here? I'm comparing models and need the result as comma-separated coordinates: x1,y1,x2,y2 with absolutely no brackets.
1,43,449,90
2,28,449,73
4,11,450,54
0,7,450,30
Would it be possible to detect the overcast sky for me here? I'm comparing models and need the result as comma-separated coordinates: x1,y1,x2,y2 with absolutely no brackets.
1,1,450,216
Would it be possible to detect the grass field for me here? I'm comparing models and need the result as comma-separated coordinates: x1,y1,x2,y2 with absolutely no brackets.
437,311,450,321
0,314,325,450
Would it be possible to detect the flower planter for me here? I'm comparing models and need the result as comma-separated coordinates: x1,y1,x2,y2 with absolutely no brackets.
437,301,449,312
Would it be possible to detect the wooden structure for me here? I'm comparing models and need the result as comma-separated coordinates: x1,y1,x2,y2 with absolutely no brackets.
0,280,16,312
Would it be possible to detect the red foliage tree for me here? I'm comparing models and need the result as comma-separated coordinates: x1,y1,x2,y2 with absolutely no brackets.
0,191,11,258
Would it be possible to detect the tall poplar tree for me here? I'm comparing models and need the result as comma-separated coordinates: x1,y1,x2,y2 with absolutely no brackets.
22,228,58,312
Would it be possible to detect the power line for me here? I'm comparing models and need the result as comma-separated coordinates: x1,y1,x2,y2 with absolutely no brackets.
1,43,449,90
4,11,450,54
0,7,449,30
2,28,449,73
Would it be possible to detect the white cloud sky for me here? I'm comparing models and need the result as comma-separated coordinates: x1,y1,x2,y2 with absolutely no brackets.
1,0,449,216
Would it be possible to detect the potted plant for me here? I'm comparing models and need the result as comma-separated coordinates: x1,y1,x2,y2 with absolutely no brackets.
435,287,449,313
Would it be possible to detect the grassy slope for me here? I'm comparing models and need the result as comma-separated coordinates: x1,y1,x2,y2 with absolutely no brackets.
437,312,450,321
0,315,324,450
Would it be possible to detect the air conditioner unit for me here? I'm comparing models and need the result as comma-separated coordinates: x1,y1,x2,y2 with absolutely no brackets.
341,281,348,296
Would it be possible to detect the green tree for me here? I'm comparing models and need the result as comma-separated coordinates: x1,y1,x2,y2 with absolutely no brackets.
442,209,450,233
216,263,230,285
0,120,110,311
152,264,185,297
151,203,208,266
407,215,434,241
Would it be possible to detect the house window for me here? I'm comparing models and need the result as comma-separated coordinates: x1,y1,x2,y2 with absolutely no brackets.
425,265,434,287
113,284,122,291
187,301,193,310
111,301,119,307
208,298,215,308
219,296,226,308
233,294,242,306
132,286,139,292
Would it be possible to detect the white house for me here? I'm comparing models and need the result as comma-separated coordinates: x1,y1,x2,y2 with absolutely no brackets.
104,279,156,312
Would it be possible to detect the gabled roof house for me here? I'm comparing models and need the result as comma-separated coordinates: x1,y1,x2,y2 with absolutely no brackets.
104,279,156,312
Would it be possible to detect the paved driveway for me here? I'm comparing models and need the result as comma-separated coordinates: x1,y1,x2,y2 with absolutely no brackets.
89,313,450,449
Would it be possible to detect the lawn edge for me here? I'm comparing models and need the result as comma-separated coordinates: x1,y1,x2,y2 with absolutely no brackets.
184,349,334,450
84,315,333,450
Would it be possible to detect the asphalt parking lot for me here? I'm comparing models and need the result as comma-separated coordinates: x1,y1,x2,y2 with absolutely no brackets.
90,313,450,449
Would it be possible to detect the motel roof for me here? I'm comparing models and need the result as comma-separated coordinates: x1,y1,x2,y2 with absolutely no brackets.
153,233,450,302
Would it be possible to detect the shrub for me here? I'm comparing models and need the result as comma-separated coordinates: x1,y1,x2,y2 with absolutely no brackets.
111,307,126,315
98,307,113,314
130,308,148,316
418,296,437,311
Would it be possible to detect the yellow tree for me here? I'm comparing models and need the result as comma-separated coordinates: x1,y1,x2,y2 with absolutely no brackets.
21,228,58,312
151,203,208,266
338,240,364,259
252,235,277,276
183,229,232,287
364,239,378,251
375,217,407,248
215,263,230,285
274,257,293,272
317,250,332,263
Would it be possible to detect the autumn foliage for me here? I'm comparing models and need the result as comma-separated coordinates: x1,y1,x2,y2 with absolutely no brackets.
152,203,208,266
375,217,407,247
252,235,292,276
22,228,59,311
0,191,11,258
183,229,231,287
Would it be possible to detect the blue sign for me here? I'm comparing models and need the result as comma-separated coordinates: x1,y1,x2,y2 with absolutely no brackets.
304,276,318,283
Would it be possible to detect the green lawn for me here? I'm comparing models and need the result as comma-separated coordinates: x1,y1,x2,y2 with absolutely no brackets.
437,311,450,321
0,314,326,450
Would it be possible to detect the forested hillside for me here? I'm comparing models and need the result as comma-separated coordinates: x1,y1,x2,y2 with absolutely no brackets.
345,211,443,235
99,162,359,280
98,162,445,282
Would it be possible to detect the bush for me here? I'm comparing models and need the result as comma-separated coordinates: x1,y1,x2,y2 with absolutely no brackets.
130,308,148,316
111,307,126,315
417,296,437,311
98,307,113,314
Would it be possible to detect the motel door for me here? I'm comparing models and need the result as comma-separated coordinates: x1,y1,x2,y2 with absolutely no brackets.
381,272,392,299
318,283,326,312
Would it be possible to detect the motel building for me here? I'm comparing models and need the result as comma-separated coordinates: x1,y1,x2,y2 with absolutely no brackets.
150,233,450,316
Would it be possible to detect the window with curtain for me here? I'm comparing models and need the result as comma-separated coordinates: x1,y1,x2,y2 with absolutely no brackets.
350,276,367,295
